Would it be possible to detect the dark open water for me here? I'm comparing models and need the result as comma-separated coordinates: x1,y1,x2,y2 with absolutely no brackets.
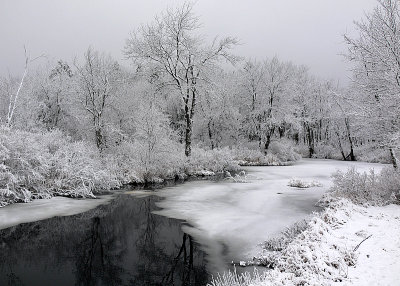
0,194,210,286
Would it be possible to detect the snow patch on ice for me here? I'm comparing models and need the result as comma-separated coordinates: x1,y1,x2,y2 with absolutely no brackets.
288,177,323,188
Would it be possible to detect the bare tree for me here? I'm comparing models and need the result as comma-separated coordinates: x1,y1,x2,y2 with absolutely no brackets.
5,47,43,127
124,2,238,156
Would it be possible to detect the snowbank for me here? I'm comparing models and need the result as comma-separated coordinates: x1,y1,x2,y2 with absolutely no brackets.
209,199,400,286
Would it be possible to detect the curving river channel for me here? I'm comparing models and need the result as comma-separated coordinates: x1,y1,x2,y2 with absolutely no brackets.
0,159,384,285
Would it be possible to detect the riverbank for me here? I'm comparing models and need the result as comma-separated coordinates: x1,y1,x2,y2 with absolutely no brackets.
0,127,301,208
210,199,400,286
209,166,400,286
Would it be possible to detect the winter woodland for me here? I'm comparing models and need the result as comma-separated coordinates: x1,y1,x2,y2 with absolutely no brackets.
0,1,400,285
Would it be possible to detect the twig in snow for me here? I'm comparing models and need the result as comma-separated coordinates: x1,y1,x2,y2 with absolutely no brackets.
353,234,372,251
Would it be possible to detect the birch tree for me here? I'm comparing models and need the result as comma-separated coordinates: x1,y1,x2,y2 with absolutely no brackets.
124,2,238,156
3,47,43,127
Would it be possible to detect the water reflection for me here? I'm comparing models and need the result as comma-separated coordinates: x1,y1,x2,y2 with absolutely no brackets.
0,195,209,286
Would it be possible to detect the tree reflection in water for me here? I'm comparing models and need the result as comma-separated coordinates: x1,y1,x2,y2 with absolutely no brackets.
0,194,209,286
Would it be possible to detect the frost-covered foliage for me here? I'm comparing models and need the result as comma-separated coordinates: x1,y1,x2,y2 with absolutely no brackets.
288,178,323,188
209,268,268,286
0,126,247,207
320,167,400,206
225,170,252,183
355,145,391,164
0,127,117,207
268,139,302,162
186,147,240,175
230,144,300,167
311,143,342,160
262,219,309,252
105,140,185,184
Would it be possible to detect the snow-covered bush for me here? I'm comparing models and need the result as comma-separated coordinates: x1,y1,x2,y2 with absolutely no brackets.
225,170,252,183
105,139,185,184
231,147,284,166
51,140,119,196
355,145,391,164
288,178,323,188
321,167,399,206
268,139,302,162
0,127,116,207
312,143,342,160
209,268,268,286
104,141,143,184
262,219,309,252
186,147,239,175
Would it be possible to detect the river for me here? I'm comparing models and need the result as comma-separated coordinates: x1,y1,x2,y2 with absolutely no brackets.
0,159,384,285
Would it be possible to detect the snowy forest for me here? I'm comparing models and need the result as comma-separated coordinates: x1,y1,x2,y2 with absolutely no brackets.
0,0,400,285
1,1,399,205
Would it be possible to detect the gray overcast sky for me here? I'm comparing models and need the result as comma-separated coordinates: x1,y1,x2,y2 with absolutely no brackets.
0,0,377,85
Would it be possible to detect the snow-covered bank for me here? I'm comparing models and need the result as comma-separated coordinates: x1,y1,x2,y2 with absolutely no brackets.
209,200,400,286
1,127,301,208
333,203,400,285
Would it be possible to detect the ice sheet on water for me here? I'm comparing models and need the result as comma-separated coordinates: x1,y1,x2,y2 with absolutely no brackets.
0,195,113,230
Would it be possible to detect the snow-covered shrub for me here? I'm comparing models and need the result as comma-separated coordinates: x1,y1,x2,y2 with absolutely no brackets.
355,145,391,164
321,167,399,206
105,139,185,184
312,143,342,160
186,147,239,175
268,139,302,162
104,141,143,184
0,127,116,207
51,141,119,196
262,219,309,252
272,215,355,283
230,146,283,166
288,178,323,188
379,167,400,203
208,268,268,286
225,170,252,183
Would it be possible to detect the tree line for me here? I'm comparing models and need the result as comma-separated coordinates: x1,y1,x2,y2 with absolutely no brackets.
1,0,398,167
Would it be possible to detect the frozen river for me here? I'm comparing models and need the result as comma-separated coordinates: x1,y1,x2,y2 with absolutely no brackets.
0,159,385,285
153,159,385,273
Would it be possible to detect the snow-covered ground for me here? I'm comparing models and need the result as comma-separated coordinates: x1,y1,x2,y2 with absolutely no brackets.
0,195,113,230
333,203,400,285
154,159,385,273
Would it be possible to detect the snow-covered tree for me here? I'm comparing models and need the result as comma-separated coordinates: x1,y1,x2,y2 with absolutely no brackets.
75,48,121,150
345,0,400,167
124,2,238,156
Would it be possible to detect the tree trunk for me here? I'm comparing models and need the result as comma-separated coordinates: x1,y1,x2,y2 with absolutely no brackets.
95,127,104,150
389,148,398,169
184,117,192,157
345,118,356,161
306,125,314,158
336,130,347,161
184,103,192,157
264,133,272,151
207,121,215,150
